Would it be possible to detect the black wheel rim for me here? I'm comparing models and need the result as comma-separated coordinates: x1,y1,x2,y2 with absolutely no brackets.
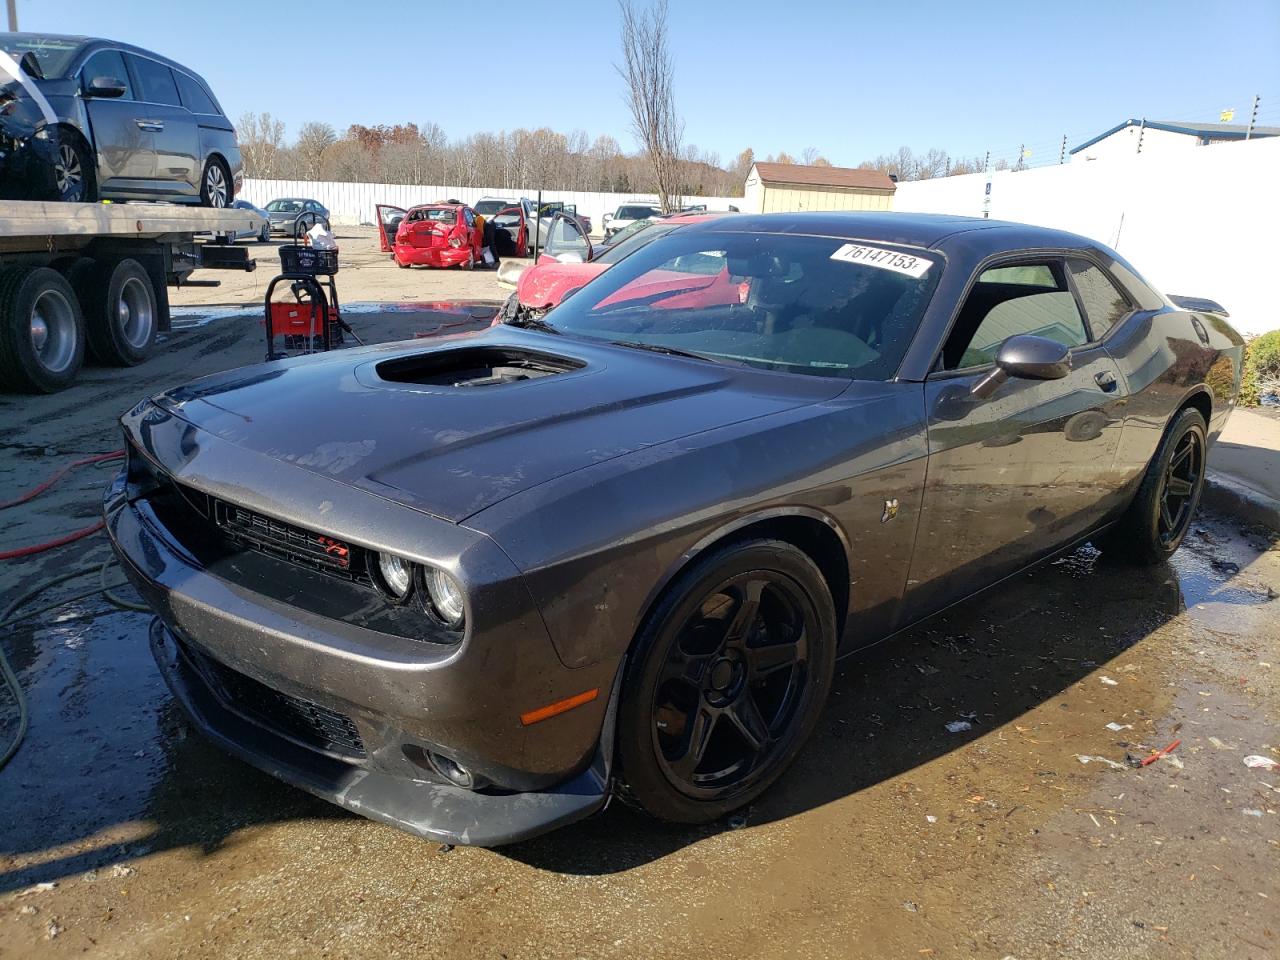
652,572,812,799
1158,428,1202,545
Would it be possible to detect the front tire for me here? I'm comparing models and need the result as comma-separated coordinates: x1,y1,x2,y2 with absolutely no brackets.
1097,407,1207,564
53,134,96,203
199,158,230,208
616,539,837,824
0,266,86,393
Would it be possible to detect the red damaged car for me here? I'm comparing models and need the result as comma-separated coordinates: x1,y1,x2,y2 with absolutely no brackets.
506,211,734,320
377,202,483,269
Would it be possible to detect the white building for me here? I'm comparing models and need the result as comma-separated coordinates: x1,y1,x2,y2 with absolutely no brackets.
1070,119,1279,163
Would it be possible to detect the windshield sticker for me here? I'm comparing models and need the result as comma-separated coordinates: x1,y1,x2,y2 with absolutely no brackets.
830,243,932,278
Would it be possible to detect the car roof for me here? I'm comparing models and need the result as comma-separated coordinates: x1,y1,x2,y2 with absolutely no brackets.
679,211,1098,253
7,32,201,75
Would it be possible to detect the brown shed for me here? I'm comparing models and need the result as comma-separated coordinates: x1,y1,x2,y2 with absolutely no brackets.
743,162,896,214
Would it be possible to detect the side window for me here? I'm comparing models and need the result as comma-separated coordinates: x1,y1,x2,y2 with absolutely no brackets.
128,55,181,106
174,71,218,114
944,261,1089,370
464,208,475,227
80,49,133,99
1068,259,1132,337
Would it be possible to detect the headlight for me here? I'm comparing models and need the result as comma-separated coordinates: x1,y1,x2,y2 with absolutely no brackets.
377,551,413,599
423,567,465,628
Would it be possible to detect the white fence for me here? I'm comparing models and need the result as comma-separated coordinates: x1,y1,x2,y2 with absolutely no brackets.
239,179,740,235
894,137,1280,336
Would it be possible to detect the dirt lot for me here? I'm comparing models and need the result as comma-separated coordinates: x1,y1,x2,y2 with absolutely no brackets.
0,244,1277,960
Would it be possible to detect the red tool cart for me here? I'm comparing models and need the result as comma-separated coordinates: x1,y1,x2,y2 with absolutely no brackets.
263,214,362,360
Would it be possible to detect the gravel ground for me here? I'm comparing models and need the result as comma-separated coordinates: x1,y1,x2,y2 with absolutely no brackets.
0,251,1277,960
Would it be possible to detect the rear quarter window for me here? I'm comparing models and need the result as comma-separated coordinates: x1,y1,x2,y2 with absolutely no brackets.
174,71,219,115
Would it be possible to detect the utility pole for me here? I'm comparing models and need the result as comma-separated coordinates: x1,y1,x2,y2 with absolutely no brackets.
1246,95,1260,140
6,0,17,31
1059,134,1067,164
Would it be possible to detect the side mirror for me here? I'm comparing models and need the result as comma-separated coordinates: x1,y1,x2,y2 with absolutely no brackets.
85,76,128,98
971,335,1071,399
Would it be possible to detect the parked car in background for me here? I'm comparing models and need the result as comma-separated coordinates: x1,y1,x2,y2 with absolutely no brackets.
266,198,329,235
108,212,1242,846
384,201,483,269
0,32,242,204
505,212,733,319
228,199,271,242
602,201,661,240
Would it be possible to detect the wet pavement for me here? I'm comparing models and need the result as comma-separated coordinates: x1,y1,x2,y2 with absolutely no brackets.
1,311,1278,959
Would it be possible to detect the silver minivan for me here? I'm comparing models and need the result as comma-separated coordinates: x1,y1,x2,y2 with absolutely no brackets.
0,33,243,205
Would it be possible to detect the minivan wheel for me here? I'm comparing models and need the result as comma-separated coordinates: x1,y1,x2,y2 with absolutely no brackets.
1096,407,1207,564
82,259,157,366
0,266,86,393
54,137,96,203
200,159,230,208
616,539,837,823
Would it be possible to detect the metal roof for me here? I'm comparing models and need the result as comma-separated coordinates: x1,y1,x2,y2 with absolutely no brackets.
749,162,896,192
1070,119,1280,154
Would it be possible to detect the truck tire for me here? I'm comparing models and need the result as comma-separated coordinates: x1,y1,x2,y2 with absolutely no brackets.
82,258,157,366
0,266,86,393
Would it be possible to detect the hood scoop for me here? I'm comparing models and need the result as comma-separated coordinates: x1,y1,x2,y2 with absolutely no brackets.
375,346,585,389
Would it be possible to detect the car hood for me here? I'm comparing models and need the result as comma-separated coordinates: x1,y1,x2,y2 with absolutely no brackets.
516,261,610,309
151,327,847,523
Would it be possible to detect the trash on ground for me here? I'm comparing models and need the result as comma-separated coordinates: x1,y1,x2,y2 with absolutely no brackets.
1242,808,1264,817
1128,739,1181,768
925,815,937,823
1100,676,1119,686
17,882,57,897
1244,755,1279,770
1106,722,1133,731
945,720,973,733
1076,754,1128,770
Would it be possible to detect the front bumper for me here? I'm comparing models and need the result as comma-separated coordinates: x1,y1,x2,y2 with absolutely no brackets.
105,406,619,844
395,243,472,267
149,618,610,846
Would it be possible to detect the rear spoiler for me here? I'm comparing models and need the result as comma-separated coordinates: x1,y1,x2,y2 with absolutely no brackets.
1167,294,1229,317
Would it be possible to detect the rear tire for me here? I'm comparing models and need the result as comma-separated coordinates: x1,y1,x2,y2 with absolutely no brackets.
615,539,837,824
199,158,230,208
82,259,157,366
0,266,86,393
1096,407,1207,564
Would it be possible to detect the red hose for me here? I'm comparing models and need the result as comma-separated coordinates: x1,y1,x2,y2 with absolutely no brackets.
0,520,106,561
0,450,123,560
0,451,124,510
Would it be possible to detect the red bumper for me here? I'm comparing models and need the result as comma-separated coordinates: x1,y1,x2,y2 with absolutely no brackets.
395,243,472,268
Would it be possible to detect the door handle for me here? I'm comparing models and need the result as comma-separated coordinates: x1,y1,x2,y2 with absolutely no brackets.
135,119,164,131
1094,370,1118,392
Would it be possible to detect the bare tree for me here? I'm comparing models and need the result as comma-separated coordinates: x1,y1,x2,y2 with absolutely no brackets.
295,121,337,179
236,112,285,178
617,0,684,212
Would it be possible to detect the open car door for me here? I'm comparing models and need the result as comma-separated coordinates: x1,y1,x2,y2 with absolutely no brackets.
491,206,528,258
375,204,407,253
539,212,592,264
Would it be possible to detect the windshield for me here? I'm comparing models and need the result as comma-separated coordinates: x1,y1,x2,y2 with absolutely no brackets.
616,205,659,220
541,232,941,380
595,220,678,265
473,200,509,216
0,37,81,79
265,200,306,213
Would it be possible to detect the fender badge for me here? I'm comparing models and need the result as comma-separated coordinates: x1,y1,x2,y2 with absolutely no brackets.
882,498,900,523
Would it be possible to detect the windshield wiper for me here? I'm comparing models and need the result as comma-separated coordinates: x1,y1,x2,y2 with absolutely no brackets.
504,314,561,335
607,339,728,364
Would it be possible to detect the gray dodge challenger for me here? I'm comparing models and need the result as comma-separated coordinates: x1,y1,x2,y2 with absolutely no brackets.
105,213,1244,845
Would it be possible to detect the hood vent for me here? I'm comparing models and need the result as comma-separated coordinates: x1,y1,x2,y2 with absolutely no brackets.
376,346,584,389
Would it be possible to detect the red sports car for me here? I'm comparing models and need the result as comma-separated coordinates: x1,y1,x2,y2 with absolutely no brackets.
509,212,732,318
378,202,483,269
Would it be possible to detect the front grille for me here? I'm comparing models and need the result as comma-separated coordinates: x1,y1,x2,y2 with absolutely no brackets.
181,640,367,759
213,499,361,578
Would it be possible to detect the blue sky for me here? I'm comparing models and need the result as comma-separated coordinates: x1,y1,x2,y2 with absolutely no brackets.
14,0,1280,168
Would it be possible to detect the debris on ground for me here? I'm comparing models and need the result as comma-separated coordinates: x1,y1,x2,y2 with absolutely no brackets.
1105,722,1133,731
110,864,135,878
1127,739,1181,768
1244,755,1279,770
728,814,748,829
903,900,920,912
945,720,973,733
1076,754,1128,771
16,882,57,897
1099,676,1119,686
46,920,63,940
1242,809,1264,817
